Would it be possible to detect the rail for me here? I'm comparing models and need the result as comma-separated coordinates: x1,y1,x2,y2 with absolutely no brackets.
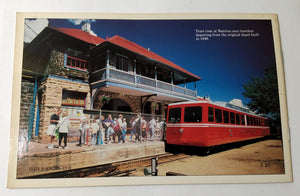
90,67,197,99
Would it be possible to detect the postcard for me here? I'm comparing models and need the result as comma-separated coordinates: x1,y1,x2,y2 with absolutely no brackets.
7,12,292,188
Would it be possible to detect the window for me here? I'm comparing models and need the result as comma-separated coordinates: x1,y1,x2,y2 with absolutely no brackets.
62,90,86,107
215,108,222,123
223,110,229,124
184,106,202,123
241,114,245,125
66,55,87,71
261,119,265,126
254,118,258,126
168,108,181,123
155,103,162,115
230,112,235,124
236,114,240,124
247,116,250,125
208,107,214,122
144,101,152,114
115,54,130,71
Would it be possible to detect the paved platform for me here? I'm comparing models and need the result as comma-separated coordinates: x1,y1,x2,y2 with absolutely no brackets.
16,139,165,178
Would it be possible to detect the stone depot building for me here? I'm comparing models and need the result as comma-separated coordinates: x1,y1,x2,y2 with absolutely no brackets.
21,24,201,143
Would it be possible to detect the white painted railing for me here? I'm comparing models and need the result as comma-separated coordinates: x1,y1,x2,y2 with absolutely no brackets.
91,67,197,99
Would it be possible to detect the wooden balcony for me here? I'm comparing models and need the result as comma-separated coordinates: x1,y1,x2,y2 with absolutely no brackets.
90,67,197,100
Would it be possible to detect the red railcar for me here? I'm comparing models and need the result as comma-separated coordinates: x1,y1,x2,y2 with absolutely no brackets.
166,101,270,147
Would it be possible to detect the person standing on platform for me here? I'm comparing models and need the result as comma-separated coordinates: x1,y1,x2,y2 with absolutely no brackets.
91,119,100,146
134,115,141,142
104,114,113,144
77,113,88,146
129,117,137,141
141,116,147,141
58,110,70,149
46,108,62,149
122,118,127,142
96,115,105,145
117,114,125,144
106,124,115,144
149,117,156,140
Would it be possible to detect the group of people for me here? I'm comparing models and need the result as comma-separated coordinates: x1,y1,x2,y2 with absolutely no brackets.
46,108,165,149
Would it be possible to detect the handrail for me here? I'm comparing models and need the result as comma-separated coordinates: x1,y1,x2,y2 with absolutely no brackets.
67,55,87,62
90,67,197,98
92,68,106,74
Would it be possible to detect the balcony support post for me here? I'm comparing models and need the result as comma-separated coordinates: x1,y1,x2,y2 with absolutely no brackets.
194,81,197,97
106,50,110,79
184,79,186,95
134,59,137,85
155,66,158,88
171,72,174,91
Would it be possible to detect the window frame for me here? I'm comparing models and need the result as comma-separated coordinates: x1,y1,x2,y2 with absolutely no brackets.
223,110,229,124
168,107,182,123
184,106,203,123
208,107,214,122
64,54,88,72
230,112,235,124
215,108,222,123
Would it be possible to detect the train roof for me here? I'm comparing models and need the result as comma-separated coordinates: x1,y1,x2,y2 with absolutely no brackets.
169,101,266,118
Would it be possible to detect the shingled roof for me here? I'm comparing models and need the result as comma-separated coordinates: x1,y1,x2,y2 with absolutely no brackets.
50,26,201,80
105,35,201,80
50,26,105,45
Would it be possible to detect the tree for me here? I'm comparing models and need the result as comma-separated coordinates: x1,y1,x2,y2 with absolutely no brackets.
243,66,280,121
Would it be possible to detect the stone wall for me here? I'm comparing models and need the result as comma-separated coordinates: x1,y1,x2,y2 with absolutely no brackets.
47,50,89,81
19,79,35,137
38,77,90,143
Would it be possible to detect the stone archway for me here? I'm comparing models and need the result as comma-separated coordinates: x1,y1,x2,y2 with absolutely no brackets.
92,90,140,112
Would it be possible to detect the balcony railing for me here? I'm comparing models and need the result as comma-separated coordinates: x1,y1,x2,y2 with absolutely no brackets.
64,54,87,71
90,67,197,99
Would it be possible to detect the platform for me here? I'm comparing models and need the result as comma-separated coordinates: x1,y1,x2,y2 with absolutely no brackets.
16,140,165,178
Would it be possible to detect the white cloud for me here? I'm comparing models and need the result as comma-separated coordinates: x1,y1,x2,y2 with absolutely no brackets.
68,19,96,26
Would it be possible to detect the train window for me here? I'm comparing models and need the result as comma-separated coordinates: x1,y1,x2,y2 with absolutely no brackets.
215,108,222,123
168,108,181,123
184,107,202,123
241,115,245,125
236,114,240,124
230,112,235,124
208,107,214,122
253,118,256,126
247,116,250,125
223,110,229,124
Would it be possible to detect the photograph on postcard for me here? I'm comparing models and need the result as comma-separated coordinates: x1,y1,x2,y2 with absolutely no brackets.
8,13,292,187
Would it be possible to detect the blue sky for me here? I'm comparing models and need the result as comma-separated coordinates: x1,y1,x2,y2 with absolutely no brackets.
48,19,276,104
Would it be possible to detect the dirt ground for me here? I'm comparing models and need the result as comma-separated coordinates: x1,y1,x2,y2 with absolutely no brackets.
131,139,285,176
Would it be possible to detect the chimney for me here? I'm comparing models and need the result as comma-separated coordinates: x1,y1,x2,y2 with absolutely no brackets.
82,22,91,33
81,22,97,36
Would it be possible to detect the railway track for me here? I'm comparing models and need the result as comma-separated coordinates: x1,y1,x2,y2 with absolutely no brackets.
29,153,190,178
88,153,190,177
